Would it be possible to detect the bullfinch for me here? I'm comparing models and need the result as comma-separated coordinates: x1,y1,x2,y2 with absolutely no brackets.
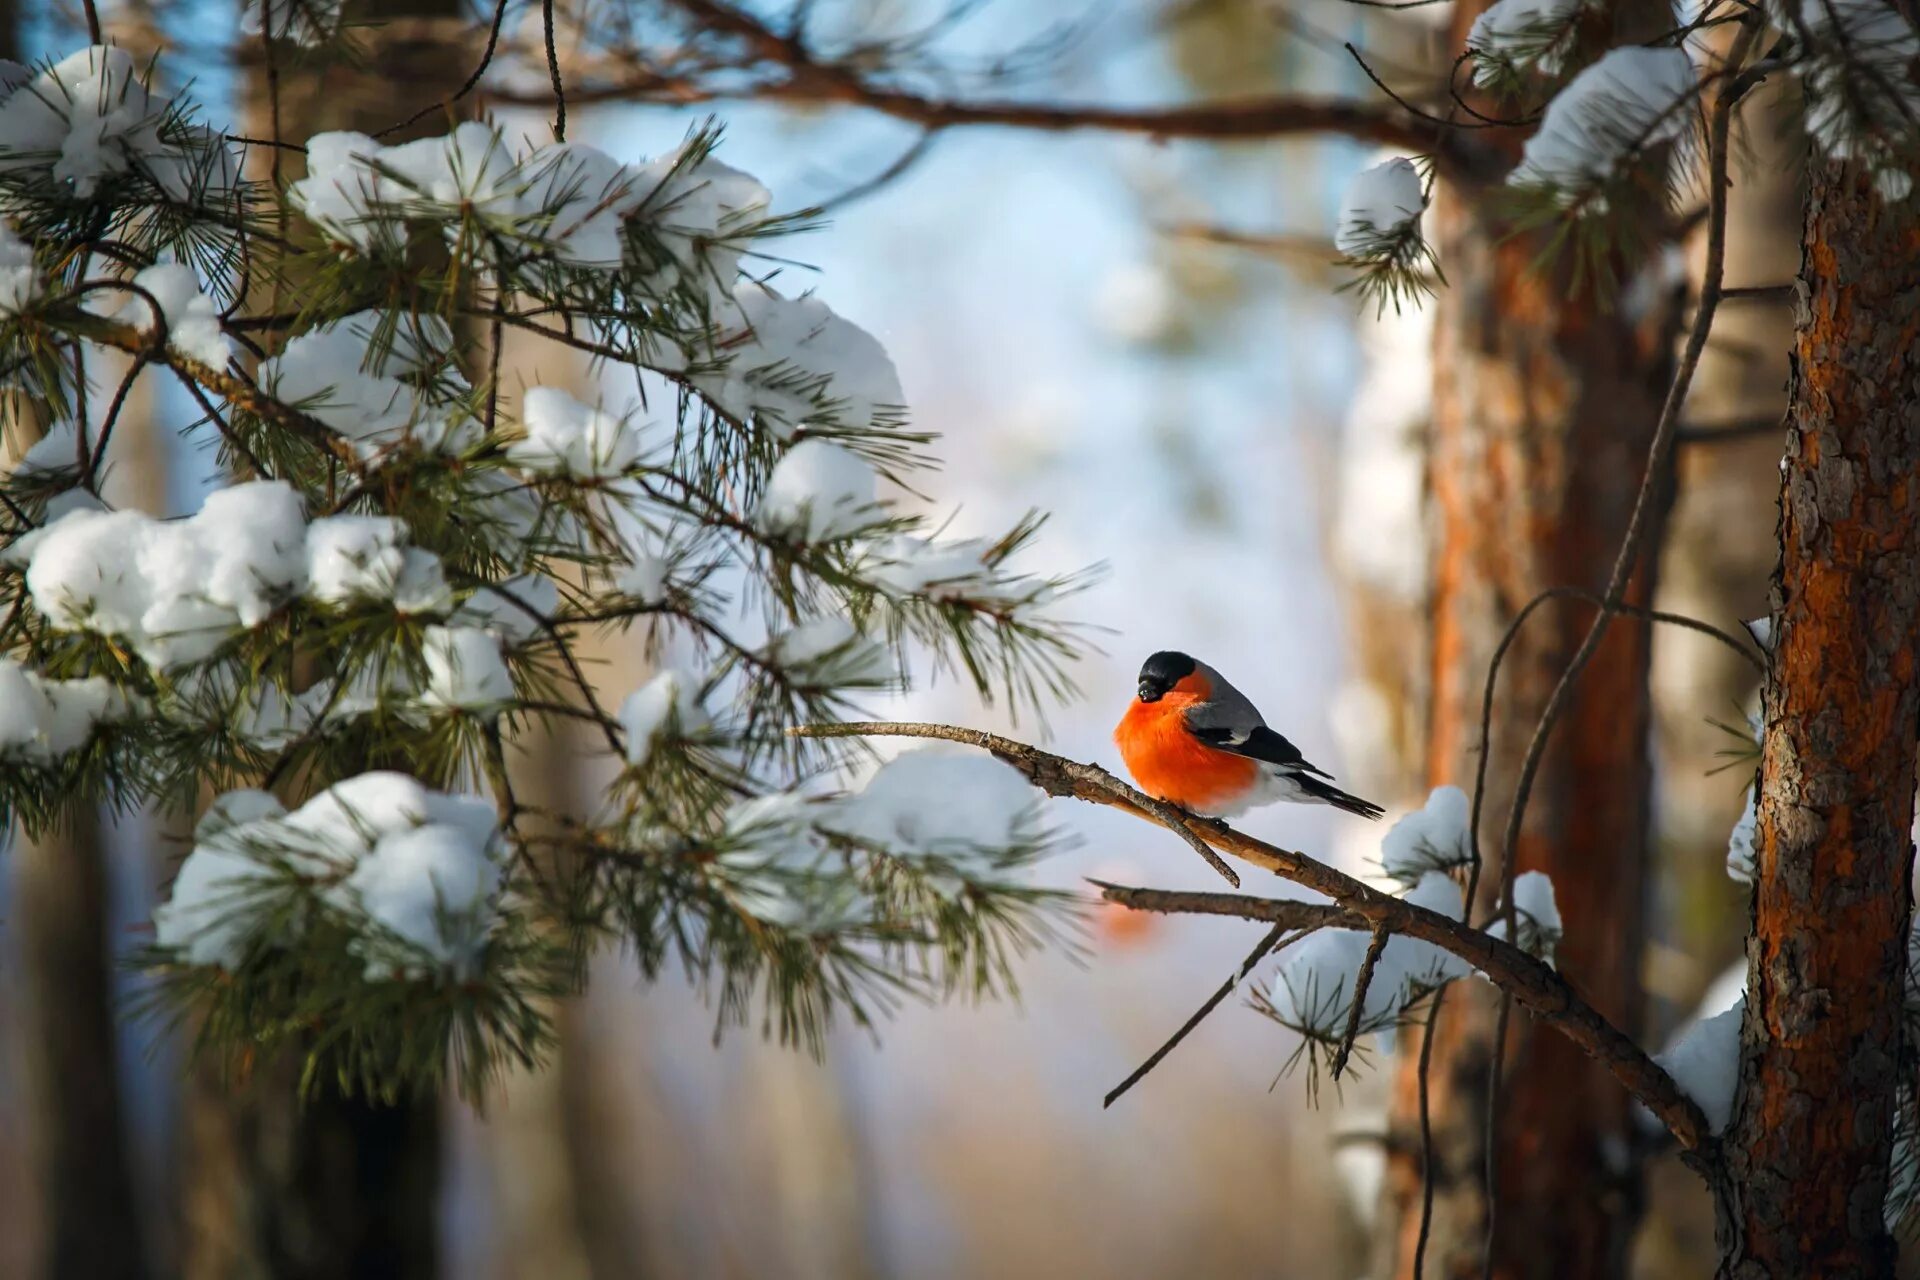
1114,650,1384,820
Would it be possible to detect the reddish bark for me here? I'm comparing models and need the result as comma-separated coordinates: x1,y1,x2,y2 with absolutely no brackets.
1717,161,1920,1280
1377,5,1680,1277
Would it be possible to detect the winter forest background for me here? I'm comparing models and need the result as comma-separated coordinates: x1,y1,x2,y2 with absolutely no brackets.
0,0,1883,1276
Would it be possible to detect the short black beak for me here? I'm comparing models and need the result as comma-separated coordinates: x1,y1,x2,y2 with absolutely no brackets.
1137,682,1162,703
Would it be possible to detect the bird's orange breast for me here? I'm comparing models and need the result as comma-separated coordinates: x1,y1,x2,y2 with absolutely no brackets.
1114,695,1258,813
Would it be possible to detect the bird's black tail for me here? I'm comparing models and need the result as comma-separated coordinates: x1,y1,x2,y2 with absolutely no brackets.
1297,774,1385,820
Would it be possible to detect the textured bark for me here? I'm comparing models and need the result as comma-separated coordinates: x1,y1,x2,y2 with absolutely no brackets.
1716,161,1920,1280
1373,5,1678,1277
178,8,467,1278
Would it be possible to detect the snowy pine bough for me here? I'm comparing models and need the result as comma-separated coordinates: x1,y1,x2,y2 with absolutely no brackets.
1260,786,1562,1081
0,43,1091,1098
1342,0,1920,313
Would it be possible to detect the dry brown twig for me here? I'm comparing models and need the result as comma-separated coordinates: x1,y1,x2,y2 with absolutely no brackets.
790,719,1713,1154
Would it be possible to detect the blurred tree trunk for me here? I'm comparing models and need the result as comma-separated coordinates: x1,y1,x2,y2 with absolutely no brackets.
12,817,149,1280
1,1,155,1275
1374,5,1678,1279
1715,163,1920,1280
178,8,467,1278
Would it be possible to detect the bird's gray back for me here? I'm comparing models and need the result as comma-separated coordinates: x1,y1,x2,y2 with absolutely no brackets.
1187,661,1265,733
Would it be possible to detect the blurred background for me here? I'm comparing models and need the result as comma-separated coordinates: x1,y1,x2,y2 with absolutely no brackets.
0,0,1793,1276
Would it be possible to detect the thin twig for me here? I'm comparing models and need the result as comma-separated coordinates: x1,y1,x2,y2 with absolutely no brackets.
1478,994,1514,1280
376,0,514,139
1412,988,1446,1280
1099,918,1296,1107
544,0,568,142
1332,926,1391,1080
813,129,941,214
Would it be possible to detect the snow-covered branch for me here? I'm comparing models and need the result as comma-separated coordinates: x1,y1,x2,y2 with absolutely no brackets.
790,719,1714,1153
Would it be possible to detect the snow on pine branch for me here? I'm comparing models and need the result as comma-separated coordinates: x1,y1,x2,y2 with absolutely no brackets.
1261,788,1562,1082
0,40,1092,1098
1334,156,1440,316
1788,0,1920,202
1507,46,1700,209
1466,0,1589,93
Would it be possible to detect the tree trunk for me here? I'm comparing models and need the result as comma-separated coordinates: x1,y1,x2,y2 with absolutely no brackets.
1374,7,1678,1279
178,9,468,1278
12,815,150,1280
1716,161,1920,1280
0,10,152,1271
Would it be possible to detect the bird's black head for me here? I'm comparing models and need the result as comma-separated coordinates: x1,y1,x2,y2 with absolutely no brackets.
1137,650,1197,703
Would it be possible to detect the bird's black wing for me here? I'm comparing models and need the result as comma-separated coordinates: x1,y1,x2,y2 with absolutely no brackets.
1188,723,1334,779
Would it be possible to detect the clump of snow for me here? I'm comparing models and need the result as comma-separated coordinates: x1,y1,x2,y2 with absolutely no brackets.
1380,870,1472,991
1486,870,1562,963
0,217,40,316
520,142,643,267
1466,0,1587,85
88,262,230,368
451,574,559,644
858,534,1053,609
1269,871,1469,1037
820,747,1040,867
765,614,893,687
713,791,869,933
753,439,881,541
152,791,289,967
1727,787,1757,884
0,46,236,204
1336,158,1427,256
1656,998,1743,1132
1509,47,1697,199
291,124,768,285
695,282,904,437
609,532,669,603
305,515,451,615
23,480,308,666
1271,929,1393,1036
292,123,517,253
257,309,476,459
346,822,503,979
619,668,707,768
625,144,771,302
507,386,656,478
154,773,504,978
419,626,514,711
1380,785,1472,886
0,658,140,764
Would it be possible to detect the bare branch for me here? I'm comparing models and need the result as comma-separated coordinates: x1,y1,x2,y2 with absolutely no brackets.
490,0,1454,160
1098,917,1298,1108
793,721,1714,1152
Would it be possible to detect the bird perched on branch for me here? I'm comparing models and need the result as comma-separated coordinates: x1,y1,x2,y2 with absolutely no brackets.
1114,650,1383,821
